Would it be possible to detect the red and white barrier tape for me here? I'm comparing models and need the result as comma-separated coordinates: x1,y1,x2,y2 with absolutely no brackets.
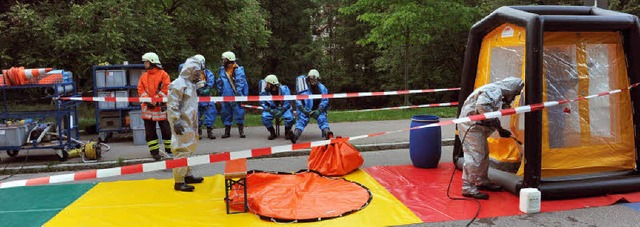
3,83,637,188
241,102,459,112
57,87,460,103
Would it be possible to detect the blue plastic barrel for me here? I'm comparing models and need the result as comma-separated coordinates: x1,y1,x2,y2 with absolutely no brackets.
409,115,441,168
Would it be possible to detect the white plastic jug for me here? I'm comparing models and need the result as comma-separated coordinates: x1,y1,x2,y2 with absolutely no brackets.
519,188,541,213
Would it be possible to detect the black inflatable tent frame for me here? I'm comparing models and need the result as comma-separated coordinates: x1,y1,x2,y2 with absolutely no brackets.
453,5,640,200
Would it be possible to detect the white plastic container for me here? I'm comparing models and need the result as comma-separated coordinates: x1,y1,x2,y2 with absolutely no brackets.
133,128,146,145
128,110,144,130
115,91,129,109
97,91,116,110
519,188,541,213
129,69,144,86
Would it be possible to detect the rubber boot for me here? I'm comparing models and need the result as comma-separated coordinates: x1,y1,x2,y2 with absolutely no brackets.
267,127,277,140
222,126,231,138
150,150,161,161
207,127,215,139
478,183,503,192
174,183,195,192
284,126,293,140
290,128,302,144
185,175,204,184
462,191,489,200
238,124,246,138
321,128,333,140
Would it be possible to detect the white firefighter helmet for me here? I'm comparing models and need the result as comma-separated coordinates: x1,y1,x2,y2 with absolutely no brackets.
141,52,161,65
221,51,236,62
265,74,279,85
308,69,320,79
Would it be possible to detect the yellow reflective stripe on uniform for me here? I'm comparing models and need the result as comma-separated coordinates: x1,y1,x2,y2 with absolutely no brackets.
163,140,172,149
147,140,158,146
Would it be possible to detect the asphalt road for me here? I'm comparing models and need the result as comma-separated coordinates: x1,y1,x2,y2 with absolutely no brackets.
0,119,639,226
2,146,639,226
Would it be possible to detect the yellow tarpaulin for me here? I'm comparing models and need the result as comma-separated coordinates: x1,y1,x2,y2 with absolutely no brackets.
45,169,421,226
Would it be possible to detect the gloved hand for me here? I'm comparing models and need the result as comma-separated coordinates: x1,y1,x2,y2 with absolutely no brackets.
498,128,512,138
173,122,185,135
196,80,206,89
479,119,501,129
275,110,284,118
310,110,320,119
146,102,156,109
268,108,278,116
300,107,310,115
198,88,210,96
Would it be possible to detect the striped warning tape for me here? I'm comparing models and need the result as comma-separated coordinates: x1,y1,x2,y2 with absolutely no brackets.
241,102,459,112
2,83,637,188
57,87,460,103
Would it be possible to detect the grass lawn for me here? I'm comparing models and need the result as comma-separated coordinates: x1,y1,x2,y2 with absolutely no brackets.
217,107,457,128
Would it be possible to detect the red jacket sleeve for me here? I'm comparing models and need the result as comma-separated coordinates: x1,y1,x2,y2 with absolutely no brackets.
138,73,148,97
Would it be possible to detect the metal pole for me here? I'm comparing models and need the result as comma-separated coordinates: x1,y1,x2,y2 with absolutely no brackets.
584,0,608,9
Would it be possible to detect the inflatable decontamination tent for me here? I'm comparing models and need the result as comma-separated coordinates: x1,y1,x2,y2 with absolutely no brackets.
453,5,640,199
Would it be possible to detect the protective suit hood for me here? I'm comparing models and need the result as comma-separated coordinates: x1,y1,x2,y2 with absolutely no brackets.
179,56,205,81
495,77,524,101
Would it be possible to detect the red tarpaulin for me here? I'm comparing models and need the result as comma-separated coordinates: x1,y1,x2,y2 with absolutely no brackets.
365,163,640,223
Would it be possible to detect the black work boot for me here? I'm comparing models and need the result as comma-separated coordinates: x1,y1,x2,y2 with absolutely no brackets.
222,126,231,138
207,127,216,139
321,128,333,140
150,150,161,161
185,176,204,184
478,183,503,192
238,124,246,138
284,126,293,140
462,191,489,200
174,183,195,192
267,126,277,140
290,128,302,144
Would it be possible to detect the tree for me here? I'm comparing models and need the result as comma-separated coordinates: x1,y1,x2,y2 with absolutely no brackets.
610,0,640,15
311,0,384,109
0,0,270,93
257,0,319,89
340,0,477,105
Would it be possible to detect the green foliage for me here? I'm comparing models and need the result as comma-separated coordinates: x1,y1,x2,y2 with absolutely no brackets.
257,0,318,90
337,0,477,105
217,107,457,127
0,0,270,91
610,0,640,15
5,0,636,113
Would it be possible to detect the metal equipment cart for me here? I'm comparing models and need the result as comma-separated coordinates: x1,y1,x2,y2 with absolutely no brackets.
0,81,80,161
93,64,144,142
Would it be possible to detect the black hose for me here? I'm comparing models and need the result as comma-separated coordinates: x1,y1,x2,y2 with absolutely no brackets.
0,149,29,182
447,124,481,227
